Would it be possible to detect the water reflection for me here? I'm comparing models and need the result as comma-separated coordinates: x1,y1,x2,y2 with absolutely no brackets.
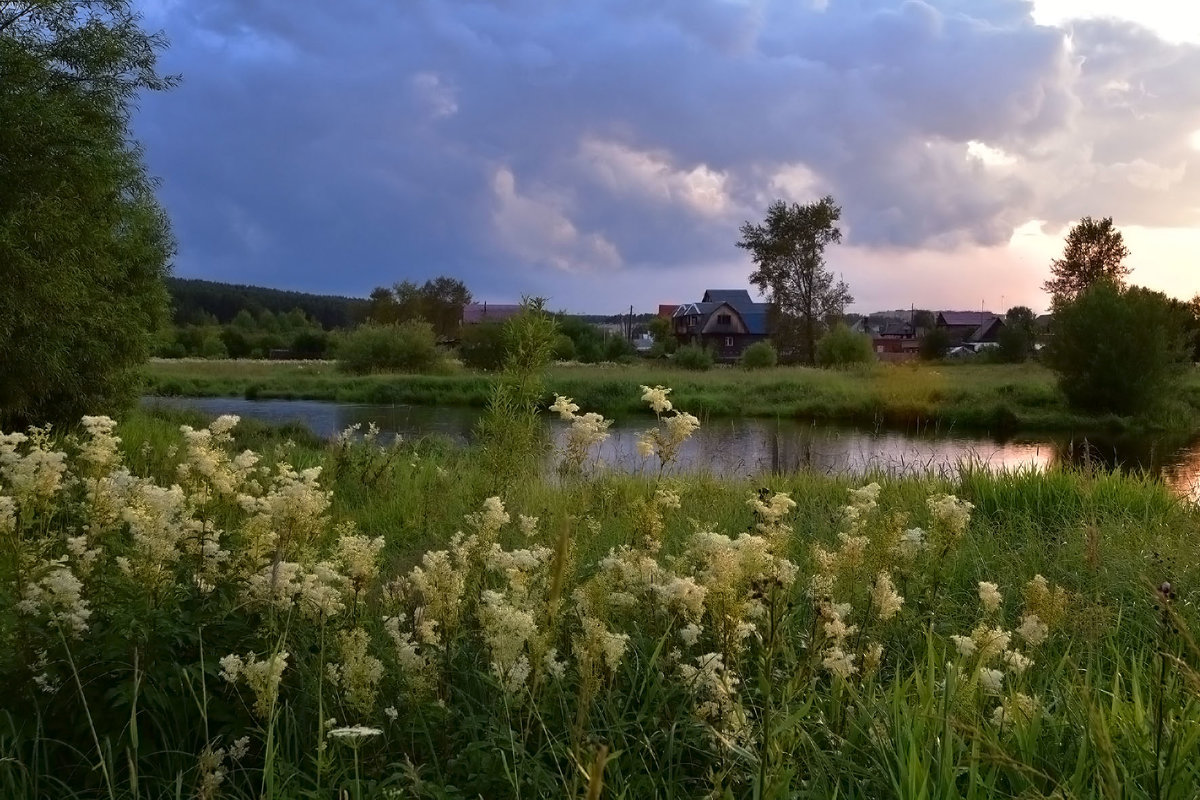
142,397,1200,498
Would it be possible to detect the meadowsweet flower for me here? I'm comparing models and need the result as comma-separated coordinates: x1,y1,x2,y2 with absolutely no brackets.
327,725,382,742
468,496,510,538
847,482,882,509
222,651,289,717
678,652,748,744
640,385,674,415
382,614,434,692
1002,649,1033,675
78,415,122,473
549,394,580,420
823,646,858,679
19,561,91,636
950,635,976,657
337,531,385,593
1017,614,1049,647
326,628,383,715
863,642,884,675
544,648,567,679
384,706,399,721
518,514,539,537
978,581,1003,613
991,693,1037,727
897,527,927,557
871,572,904,621
478,590,539,693
0,428,69,503
978,667,1004,694
970,625,1012,661
927,493,974,539
679,622,703,647
0,495,15,535
561,412,612,472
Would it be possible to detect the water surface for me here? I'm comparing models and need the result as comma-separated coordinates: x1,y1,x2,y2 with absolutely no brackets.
143,396,1200,499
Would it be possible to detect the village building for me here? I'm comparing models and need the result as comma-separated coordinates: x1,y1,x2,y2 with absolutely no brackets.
671,289,770,361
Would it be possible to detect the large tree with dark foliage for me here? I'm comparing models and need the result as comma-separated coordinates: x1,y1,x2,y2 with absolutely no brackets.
1043,216,1131,307
1,0,174,426
1044,281,1190,415
167,278,368,328
366,276,471,339
738,197,852,364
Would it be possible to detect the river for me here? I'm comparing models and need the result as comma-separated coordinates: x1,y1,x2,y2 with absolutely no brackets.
143,396,1200,499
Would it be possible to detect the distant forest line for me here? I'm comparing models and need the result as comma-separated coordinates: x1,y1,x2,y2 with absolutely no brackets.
167,277,657,330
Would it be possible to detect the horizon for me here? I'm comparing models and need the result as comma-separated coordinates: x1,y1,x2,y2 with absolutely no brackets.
135,1,1200,315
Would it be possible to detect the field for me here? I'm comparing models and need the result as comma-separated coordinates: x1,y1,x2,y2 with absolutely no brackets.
4,402,1200,798
142,358,1200,433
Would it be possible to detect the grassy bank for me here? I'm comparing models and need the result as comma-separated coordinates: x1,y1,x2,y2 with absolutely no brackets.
3,405,1200,797
142,358,1200,433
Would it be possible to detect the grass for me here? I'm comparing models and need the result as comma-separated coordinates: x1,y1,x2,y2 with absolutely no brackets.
5,404,1200,797
142,358,1200,434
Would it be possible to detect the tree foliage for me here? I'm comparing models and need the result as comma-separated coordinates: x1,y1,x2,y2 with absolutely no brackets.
996,306,1037,363
1,0,175,426
739,340,778,369
366,276,471,339
919,327,951,361
335,320,444,375
168,277,367,328
1043,281,1190,415
738,197,852,364
1043,216,1131,306
816,323,875,367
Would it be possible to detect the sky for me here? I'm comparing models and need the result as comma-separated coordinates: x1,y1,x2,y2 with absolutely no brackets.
132,0,1200,314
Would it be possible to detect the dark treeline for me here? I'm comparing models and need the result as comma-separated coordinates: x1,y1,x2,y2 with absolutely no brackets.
168,277,369,329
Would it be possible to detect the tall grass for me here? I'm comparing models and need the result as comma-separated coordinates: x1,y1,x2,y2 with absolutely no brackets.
142,359,1200,434
2,401,1200,798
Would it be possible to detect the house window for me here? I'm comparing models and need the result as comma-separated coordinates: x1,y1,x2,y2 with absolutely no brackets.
717,313,732,325
724,336,734,347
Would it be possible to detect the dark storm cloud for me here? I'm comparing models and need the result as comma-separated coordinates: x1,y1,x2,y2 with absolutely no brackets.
132,0,1200,306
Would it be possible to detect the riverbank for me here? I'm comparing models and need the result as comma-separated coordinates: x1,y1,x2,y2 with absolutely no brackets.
142,358,1200,434
5,407,1200,797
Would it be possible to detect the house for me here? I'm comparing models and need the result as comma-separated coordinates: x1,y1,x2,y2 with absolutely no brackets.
462,302,523,325
657,304,679,318
871,321,921,361
935,311,1002,345
671,289,770,361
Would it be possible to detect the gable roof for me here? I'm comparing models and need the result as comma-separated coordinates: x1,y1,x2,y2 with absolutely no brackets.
938,311,998,327
966,316,1005,343
702,289,756,312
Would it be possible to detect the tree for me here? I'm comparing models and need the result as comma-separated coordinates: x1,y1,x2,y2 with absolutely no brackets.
1,0,175,426
738,197,852,364
996,305,1037,363
1043,281,1189,415
647,315,676,354
912,309,936,331
1043,216,1131,306
919,327,950,361
816,323,875,367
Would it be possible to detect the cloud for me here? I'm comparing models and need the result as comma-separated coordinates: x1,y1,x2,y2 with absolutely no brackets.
490,167,621,273
130,0,1200,308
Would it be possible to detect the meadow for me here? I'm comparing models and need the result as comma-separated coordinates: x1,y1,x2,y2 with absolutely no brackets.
4,392,1200,798
141,358,1200,433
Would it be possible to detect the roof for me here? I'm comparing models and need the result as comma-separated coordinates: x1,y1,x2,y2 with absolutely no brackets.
967,316,1005,343
462,302,523,324
702,289,756,312
938,311,998,327
879,322,915,337
657,304,679,318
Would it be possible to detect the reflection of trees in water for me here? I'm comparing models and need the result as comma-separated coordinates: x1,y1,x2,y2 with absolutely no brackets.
150,397,1200,498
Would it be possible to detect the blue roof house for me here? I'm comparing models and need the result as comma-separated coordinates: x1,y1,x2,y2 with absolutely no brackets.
671,289,771,361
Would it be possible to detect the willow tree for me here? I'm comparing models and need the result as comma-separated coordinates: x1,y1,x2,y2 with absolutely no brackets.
737,196,852,365
0,1,175,426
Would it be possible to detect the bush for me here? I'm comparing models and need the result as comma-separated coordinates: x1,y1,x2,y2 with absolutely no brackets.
740,340,778,369
290,329,330,359
919,327,951,361
816,323,874,367
603,335,636,363
1044,281,1190,415
336,320,443,374
674,343,714,371
458,322,507,370
551,333,576,362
